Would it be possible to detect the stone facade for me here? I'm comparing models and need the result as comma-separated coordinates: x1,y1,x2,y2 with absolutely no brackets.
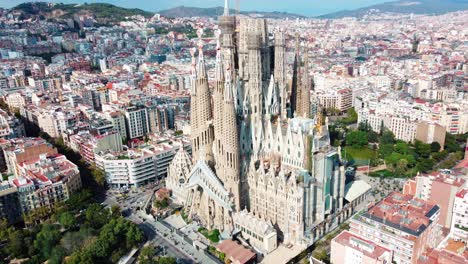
166,2,345,247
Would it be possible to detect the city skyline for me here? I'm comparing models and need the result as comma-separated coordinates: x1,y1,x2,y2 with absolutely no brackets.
0,0,391,16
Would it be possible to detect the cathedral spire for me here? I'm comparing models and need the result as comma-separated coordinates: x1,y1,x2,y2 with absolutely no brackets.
196,28,207,79
300,43,311,118
290,32,301,117
224,0,230,16
295,32,300,55
190,47,197,94
222,49,241,211
215,30,224,82
213,29,225,175
192,26,214,165
224,51,234,102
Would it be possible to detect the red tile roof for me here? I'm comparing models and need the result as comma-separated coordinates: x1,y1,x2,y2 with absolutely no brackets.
216,240,256,264
368,192,437,234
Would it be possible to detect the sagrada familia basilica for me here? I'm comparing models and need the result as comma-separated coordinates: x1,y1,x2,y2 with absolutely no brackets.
166,0,346,246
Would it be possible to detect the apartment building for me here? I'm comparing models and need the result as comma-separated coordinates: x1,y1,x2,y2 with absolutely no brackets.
3,137,58,177
403,172,465,228
95,140,190,188
68,130,123,164
124,106,149,139
316,88,353,112
331,230,393,264
388,116,417,143
14,154,82,214
350,192,440,264
415,121,446,148
450,189,467,243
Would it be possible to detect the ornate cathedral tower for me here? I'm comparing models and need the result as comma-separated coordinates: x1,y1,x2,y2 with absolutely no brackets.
298,45,311,118
213,36,225,180
219,0,236,75
222,55,241,211
247,32,263,117
191,30,215,165
166,5,346,245
274,30,288,119
290,32,301,117
189,48,199,157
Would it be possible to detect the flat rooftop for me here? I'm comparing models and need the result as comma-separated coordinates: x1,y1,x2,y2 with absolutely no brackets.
333,230,392,259
362,191,439,237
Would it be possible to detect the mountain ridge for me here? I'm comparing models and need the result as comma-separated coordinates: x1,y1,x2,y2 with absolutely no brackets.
158,5,306,19
318,0,468,18
9,2,153,24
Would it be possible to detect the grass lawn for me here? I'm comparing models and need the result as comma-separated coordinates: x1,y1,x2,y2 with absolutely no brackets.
343,146,376,166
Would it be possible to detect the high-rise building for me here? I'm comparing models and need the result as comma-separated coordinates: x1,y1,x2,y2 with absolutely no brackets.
124,106,149,140
167,1,345,246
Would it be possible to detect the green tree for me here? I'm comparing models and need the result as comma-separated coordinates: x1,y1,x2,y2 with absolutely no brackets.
91,167,106,187
368,131,379,143
6,230,28,258
385,152,403,173
126,224,144,248
66,248,95,264
430,142,441,153
416,158,435,173
396,159,408,175
395,142,410,155
155,198,169,209
444,133,461,152
404,155,416,167
358,122,370,131
346,130,368,148
59,212,76,229
158,257,177,264
34,224,61,259
0,218,11,241
313,249,329,263
111,204,121,218
415,140,431,158
378,144,394,158
380,130,395,145
85,203,110,229
138,245,156,264
432,150,448,162
342,108,358,124
49,246,67,264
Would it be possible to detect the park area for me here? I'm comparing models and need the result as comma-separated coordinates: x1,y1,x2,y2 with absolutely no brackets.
333,121,467,178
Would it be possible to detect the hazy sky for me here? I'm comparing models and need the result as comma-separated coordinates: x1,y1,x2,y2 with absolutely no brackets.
0,0,391,16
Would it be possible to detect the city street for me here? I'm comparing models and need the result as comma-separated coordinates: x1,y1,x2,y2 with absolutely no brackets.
128,214,194,263
102,189,217,264
135,211,217,264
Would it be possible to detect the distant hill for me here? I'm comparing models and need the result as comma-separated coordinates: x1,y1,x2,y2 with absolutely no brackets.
319,0,468,19
11,2,153,24
159,5,305,19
